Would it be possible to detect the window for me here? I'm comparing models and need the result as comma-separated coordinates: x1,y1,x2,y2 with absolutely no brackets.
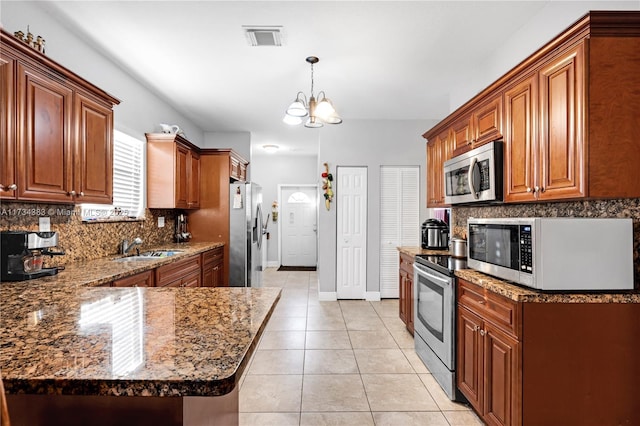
82,130,145,221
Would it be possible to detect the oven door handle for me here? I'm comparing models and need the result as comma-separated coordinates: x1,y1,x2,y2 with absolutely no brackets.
413,263,450,286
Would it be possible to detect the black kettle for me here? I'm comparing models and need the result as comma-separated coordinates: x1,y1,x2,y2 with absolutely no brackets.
421,219,450,249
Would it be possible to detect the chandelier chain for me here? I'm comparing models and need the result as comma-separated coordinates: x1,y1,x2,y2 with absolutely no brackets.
310,62,315,98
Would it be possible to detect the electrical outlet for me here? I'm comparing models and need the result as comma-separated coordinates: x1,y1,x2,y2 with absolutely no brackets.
39,216,51,232
158,216,165,228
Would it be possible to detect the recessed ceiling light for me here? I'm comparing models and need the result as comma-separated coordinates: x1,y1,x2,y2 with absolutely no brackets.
243,26,284,47
263,144,279,154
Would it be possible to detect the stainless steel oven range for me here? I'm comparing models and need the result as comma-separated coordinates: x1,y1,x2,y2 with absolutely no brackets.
413,254,467,401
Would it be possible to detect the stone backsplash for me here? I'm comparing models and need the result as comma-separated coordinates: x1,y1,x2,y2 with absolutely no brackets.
0,202,179,266
451,198,640,287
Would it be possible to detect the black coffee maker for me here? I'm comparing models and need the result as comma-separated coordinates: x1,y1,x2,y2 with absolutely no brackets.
1,230,65,281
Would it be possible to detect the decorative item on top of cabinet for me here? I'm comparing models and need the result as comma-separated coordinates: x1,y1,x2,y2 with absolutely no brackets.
146,133,200,209
0,29,120,204
398,252,414,335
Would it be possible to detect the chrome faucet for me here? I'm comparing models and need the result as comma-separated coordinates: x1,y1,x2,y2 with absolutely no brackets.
121,237,143,255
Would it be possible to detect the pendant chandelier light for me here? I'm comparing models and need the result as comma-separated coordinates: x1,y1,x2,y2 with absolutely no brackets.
283,56,342,128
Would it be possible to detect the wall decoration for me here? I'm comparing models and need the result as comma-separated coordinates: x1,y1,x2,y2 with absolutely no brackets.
13,26,46,54
321,162,334,210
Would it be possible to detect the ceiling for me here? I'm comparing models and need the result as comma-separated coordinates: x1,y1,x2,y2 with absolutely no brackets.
36,1,595,155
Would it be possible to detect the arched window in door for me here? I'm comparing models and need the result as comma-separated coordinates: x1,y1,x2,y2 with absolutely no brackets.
288,191,312,204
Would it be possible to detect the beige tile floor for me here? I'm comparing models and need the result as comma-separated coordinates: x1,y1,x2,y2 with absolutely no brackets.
239,268,484,426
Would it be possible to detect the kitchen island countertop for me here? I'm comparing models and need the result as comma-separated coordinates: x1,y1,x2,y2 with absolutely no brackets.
0,284,280,397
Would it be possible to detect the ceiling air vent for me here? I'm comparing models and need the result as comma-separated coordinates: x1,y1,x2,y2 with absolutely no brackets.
243,26,283,47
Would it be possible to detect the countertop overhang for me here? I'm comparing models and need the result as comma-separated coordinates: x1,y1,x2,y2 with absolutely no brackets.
0,242,281,398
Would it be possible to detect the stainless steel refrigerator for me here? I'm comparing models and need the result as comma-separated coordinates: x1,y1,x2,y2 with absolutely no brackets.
229,182,265,287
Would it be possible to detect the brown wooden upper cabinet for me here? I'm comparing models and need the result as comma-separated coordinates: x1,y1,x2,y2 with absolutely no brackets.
452,95,503,157
425,11,640,204
426,129,452,207
505,43,585,202
0,30,119,203
146,133,200,209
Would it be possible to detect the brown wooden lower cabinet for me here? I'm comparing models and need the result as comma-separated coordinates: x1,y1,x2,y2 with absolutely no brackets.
112,270,154,288
457,277,640,426
155,254,202,287
202,247,224,287
398,252,414,335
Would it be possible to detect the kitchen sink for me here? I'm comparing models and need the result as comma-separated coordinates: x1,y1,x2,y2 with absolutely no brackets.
113,250,183,262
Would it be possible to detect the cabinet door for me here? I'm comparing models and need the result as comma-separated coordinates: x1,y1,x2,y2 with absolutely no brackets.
504,75,537,203
458,306,484,413
452,115,473,155
483,322,520,426
0,54,17,199
426,140,440,207
187,150,200,208
75,93,113,204
538,42,585,201
406,273,414,335
16,63,74,202
175,145,189,208
181,271,201,288
473,96,503,147
202,264,214,287
399,269,408,325
212,260,224,287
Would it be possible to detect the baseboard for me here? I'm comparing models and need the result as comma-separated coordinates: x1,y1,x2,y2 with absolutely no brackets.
318,292,337,301
365,292,381,301
266,261,279,268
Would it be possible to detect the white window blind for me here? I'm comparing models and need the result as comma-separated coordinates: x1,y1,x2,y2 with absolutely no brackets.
82,130,144,220
379,166,419,298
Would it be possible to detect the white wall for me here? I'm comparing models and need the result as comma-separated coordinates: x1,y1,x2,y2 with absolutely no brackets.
203,131,252,175
448,1,639,112
2,2,204,144
317,119,437,294
251,154,319,265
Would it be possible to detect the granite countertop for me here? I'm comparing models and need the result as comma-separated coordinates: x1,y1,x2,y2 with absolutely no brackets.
397,246,451,257
5,241,224,288
0,285,281,397
456,269,640,304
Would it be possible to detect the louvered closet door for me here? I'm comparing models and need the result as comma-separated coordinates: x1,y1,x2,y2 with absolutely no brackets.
380,166,419,298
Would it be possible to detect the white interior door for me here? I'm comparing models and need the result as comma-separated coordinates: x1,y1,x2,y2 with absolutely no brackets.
380,166,420,298
280,186,317,267
336,167,367,299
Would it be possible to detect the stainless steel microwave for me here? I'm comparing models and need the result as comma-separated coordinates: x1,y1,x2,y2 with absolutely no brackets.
443,141,503,205
467,217,634,291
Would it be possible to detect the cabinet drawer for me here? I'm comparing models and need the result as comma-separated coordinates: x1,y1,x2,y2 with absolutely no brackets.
458,279,520,338
113,270,154,287
155,255,201,287
182,271,201,288
399,253,414,274
202,247,223,265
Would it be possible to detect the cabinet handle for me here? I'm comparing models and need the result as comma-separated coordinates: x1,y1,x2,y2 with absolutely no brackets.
477,300,485,304
473,325,480,332
480,329,486,336
534,186,540,193
539,186,545,193
526,187,532,193
79,192,85,197
0,184,18,191
68,190,76,196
